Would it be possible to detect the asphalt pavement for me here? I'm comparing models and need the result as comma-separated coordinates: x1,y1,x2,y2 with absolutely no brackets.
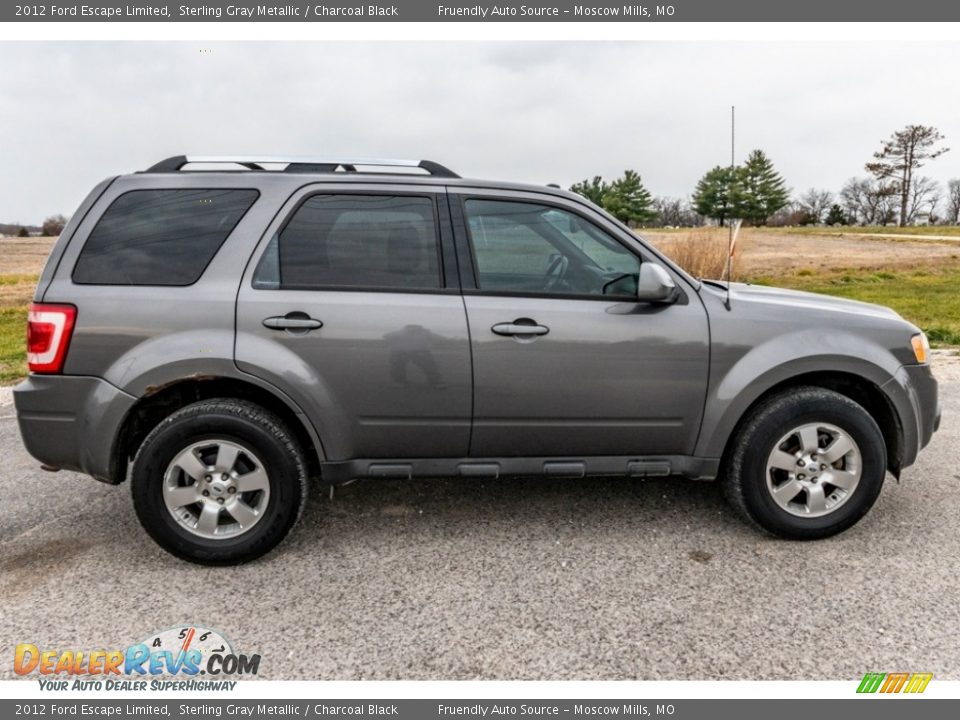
1,357,958,680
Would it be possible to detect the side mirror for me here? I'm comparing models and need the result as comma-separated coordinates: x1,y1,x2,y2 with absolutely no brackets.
636,263,679,303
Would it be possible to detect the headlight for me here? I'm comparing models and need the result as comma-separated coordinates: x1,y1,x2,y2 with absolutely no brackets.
911,332,930,364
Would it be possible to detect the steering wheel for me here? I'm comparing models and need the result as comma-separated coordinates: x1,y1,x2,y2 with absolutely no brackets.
544,254,570,291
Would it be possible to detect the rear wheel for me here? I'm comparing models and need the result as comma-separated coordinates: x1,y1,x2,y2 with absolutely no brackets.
131,399,308,564
722,387,887,539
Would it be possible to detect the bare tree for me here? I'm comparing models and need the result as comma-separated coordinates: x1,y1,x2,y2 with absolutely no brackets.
865,124,949,226
653,196,683,227
41,214,68,237
841,177,898,226
797,188,834,224
947,179,960,224
905,176,941,225
767,201,806,227
653,196,702,227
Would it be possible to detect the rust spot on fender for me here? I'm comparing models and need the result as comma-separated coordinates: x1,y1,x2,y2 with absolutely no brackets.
143,373,217,397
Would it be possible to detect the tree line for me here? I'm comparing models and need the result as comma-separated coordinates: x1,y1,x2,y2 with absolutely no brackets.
571,124,958,228
3,215,67,238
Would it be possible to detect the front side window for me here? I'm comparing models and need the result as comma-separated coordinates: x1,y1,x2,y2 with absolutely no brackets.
253,194,440,291
73,189,258,286
464,199,640,297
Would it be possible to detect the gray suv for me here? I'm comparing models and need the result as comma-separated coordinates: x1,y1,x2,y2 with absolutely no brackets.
14,156,940,564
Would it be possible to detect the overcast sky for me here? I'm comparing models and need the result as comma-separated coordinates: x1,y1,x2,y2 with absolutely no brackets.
1,41,959,222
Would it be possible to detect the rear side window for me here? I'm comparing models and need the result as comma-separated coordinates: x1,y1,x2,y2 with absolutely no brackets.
253,194,440,291
72,189,259,286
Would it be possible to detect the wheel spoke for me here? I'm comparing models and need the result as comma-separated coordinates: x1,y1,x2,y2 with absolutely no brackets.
215,443,240,473
196,504,221,535
806,484,827,514
176,451,209,482
771,479,804,506
820,435,854,464
165,485,200,508
235,467,269,493
798,426,821,454
769,449,800,472
823,469,858,490
225,501,259,529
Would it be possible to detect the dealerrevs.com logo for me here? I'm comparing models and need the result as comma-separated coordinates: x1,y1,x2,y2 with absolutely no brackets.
14,626,260,691
857,672,933,694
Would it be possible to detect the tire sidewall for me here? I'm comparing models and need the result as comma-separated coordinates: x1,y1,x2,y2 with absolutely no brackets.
132,405,304,564
738,394,886,538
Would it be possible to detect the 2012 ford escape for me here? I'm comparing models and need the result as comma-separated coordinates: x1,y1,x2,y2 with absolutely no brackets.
14,156,940,564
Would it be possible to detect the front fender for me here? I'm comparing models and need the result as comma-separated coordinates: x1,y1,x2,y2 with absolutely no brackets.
695,328,902,459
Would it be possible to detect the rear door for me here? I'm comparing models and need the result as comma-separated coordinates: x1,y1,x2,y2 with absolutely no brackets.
235,183,471,461
451,189,710,458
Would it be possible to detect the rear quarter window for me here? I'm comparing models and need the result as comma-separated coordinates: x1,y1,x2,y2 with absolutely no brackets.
72,189,259,286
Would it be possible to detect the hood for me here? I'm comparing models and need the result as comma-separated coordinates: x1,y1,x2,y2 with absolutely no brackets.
704,281,903,323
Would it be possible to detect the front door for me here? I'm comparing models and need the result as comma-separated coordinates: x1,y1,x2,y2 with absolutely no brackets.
453,192,710,458
236,185,471,461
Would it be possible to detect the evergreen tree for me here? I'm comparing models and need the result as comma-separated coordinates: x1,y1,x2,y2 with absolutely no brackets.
866,125,949,227
825,204,846,225
569,176,610,206
737,150,789,225
603,170,655,226
17,226,29,237
693,165,739,227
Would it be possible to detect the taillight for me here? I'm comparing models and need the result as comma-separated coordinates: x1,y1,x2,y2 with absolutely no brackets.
27,303,76,374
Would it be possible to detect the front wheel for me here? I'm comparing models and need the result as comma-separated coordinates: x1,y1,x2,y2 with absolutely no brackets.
131,399,308,564
722,387,887,540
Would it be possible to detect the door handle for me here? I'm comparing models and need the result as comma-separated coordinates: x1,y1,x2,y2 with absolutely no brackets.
491,321,550,337
262,314,323,331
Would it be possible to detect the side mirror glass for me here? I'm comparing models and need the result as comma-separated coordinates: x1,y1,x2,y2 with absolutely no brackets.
636,263,678,303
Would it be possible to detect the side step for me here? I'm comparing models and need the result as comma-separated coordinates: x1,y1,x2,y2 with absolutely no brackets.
321,456,719,484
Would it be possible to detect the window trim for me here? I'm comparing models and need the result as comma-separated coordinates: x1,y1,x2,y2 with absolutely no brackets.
251,189,451,294
71,187,260,287
458,195,649,303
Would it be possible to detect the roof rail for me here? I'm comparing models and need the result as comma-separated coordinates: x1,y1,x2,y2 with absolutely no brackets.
144,155,460,178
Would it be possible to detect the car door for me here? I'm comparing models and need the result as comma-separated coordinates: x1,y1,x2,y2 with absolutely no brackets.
451,189,710,458
235,184,472,461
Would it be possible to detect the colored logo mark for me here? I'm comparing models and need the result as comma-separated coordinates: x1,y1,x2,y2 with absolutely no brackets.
857,672,933,694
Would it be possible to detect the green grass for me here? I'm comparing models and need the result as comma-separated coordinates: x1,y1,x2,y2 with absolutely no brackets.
0,273,36,384
0,305,28,384
747,267,960,346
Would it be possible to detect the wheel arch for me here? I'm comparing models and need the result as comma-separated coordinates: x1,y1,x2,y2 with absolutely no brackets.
109,375,325,485
715,370,903,478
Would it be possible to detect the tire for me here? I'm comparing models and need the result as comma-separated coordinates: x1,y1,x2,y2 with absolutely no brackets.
721,386,886,540
131,399,308,565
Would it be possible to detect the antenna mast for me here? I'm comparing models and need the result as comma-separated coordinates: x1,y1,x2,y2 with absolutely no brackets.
724,105,735,310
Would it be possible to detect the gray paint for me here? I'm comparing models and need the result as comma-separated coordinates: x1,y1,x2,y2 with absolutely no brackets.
14,166,940,490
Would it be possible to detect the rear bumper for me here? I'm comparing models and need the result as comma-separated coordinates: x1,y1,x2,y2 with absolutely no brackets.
884,363,939,470
13,374,136,483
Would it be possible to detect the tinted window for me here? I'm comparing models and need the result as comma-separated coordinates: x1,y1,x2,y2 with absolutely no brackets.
73,189,258,286
465,199,640,297
254,194,440,291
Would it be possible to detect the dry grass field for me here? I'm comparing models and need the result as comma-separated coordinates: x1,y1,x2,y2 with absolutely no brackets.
644,227,960,278
1,229,959,383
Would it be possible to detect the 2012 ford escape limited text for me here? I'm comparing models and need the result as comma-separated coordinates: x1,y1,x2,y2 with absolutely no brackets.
14,156,941,564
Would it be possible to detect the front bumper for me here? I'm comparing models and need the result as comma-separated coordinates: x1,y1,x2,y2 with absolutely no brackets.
14,374,136,483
